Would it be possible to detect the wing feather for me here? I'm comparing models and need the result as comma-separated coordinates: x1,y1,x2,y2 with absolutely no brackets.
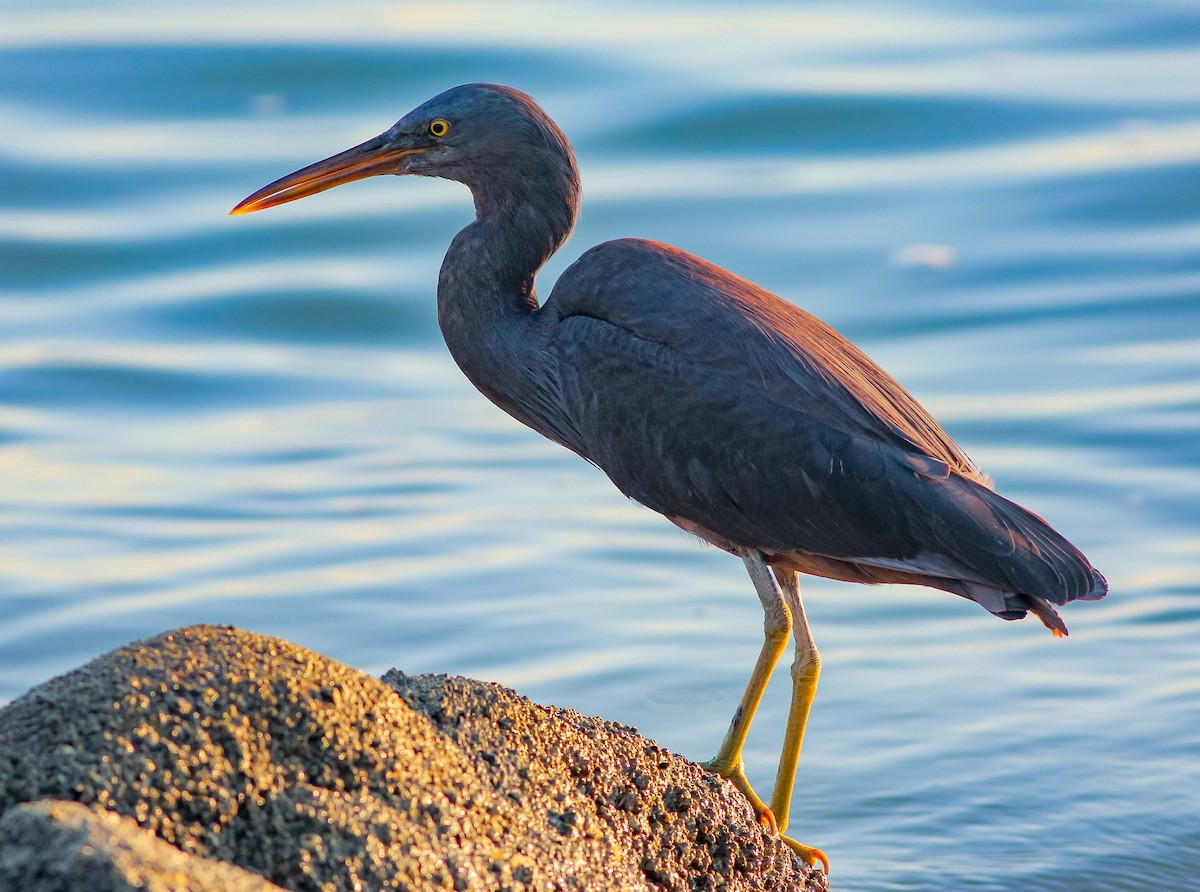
550,238,982,480
544,238,1105,609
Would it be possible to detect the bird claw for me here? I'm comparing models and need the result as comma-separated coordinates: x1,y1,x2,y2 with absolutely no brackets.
702,759,828,873
756,804,778,834
756,804,831,874
781,836,830,874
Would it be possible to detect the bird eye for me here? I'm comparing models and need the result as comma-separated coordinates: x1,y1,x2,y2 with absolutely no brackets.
428,119,450,138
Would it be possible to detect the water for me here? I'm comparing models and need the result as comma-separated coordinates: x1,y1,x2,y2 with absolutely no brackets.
1,1,1198,888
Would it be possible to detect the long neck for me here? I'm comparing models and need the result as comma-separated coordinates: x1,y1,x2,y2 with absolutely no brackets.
436,168,581,449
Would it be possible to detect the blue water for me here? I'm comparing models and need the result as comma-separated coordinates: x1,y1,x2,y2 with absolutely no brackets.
2,2,1198,889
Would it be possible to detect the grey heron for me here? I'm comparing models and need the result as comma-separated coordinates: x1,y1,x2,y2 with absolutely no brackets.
232,83,1108,871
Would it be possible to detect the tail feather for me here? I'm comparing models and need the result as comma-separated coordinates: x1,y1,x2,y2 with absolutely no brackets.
983,492,1099,606
949,579,1079,636
936,473,1109,606
887,470,1109,635
1079,567,1109,601
1024,594,1069,638
783,459,1108,637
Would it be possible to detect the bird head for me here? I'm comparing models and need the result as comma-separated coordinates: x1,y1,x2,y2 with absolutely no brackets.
230,83,577,216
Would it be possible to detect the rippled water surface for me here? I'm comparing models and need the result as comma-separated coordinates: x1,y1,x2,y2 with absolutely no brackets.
2,2,1198,889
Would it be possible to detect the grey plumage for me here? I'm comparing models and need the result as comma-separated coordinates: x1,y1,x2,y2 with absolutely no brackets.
233,81,1108,865
234,81,1105,631
550,238,1104,632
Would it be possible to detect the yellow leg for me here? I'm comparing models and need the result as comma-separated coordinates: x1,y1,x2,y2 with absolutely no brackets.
704,553,828,873
770,567,827,873
702,553,791,823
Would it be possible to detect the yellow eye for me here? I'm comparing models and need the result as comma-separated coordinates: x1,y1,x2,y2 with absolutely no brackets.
428,119,450,138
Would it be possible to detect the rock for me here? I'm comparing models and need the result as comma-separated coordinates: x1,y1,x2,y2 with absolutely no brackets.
0,625,826,891
0,799,286,892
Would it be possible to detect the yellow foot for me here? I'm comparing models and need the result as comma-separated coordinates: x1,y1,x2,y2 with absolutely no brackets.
701,759,829,873
781,836,830,874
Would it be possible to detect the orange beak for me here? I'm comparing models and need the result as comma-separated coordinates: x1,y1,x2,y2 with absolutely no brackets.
230,133,432,215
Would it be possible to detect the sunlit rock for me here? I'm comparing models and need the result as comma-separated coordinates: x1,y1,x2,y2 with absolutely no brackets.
0,625,826,892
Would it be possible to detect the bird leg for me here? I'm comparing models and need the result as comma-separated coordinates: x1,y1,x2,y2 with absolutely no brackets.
703,552,828,872
702,552,792,830
769,567,828,873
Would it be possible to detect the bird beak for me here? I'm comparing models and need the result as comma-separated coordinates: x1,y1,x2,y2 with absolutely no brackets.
230,132,432,215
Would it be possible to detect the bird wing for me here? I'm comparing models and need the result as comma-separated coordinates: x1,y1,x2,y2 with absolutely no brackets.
545,238,1102,604
550,238,979,478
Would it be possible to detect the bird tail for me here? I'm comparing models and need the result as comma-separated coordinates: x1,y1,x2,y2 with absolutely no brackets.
938,483,1108,635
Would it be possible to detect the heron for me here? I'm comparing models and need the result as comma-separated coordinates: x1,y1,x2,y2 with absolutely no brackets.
231,83,1107,871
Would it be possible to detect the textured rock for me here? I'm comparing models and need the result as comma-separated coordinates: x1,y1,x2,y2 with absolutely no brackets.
0,625,825,891
0,799,285,891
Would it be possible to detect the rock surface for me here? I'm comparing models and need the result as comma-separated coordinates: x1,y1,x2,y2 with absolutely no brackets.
0,799,286,892
0,625,826,891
